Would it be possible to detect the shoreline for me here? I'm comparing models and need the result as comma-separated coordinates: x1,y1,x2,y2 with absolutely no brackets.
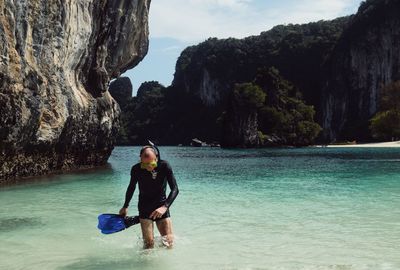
313,140,400,148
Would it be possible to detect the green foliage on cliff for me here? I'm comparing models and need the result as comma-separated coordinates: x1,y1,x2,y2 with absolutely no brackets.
117,70,322,146
254,67,322,146
349,0,400,38
233,83,266,109
219,67,321,147
116,81,169,145
117,14,359,146
166,15,352,147
136,81,165,99
369,81,400,140
114,0,399,146
174,16,350,108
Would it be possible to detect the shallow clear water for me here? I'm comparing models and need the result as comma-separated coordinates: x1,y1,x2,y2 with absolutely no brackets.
1,146,400,270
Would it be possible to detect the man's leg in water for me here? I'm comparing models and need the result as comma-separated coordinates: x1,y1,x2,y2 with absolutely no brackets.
155,217,174,248
139,218,154,249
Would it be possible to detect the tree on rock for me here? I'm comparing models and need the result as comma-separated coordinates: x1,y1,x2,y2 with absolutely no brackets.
220,83,266,148
369,81,400,140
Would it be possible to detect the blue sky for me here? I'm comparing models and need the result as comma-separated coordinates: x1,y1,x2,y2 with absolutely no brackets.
122,0,363,95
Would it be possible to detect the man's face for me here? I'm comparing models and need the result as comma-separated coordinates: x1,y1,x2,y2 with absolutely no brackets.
140,149,157,171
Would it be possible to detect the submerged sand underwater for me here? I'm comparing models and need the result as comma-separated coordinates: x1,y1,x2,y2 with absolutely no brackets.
1,146,400,270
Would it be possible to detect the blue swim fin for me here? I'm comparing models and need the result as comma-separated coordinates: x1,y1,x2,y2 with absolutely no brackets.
97,213,140,234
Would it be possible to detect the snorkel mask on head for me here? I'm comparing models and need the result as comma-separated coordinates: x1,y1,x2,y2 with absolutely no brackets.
140,159,158,169
140,140,161,170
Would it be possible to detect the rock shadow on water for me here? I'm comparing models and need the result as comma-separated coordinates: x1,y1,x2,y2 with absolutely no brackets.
0,217,44,232
0,163,113,189
57,247,171,270
56,256,140,270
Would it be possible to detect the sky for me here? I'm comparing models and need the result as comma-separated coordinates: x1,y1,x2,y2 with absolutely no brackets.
122,0,364,96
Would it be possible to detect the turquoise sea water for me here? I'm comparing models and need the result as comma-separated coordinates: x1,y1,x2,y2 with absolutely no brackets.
1,146,400,270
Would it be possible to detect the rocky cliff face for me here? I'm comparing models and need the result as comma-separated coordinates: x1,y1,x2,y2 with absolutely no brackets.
170,0,400,145
321,0,400,142
220,94,261,148
170,18,349,145
109,77,133,109
0,0,151,181
172,18,349,111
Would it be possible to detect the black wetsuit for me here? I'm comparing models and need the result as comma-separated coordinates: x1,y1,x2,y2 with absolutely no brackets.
123,159,179,220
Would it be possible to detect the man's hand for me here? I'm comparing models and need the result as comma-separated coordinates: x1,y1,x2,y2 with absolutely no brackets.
149,205,168,220
119,207,128,217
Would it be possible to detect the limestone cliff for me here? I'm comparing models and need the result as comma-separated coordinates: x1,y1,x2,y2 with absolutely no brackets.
169,0,400,145
220,86,262,148
109,77,133,109
168,18,349,145
0,0,151,181
321,0,400,142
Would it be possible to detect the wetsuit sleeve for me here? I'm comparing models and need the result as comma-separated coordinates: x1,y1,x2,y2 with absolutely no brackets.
122,166,138,208
164,161,179,208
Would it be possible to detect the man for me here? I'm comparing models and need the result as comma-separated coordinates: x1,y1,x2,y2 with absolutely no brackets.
119,145,179,249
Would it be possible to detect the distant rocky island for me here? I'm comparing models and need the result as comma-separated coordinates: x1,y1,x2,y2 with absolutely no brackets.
110,0,400,148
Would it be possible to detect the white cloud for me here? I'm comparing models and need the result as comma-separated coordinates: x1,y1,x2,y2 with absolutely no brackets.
148,0,362,42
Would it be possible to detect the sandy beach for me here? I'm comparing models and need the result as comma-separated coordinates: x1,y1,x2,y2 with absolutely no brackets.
314,140,400,148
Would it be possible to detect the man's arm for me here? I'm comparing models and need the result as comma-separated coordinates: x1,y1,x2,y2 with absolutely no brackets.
164,161,179,208
122,167,138,208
